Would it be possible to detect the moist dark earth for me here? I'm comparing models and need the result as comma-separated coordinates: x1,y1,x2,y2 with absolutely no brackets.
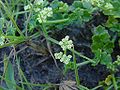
0,0,120,90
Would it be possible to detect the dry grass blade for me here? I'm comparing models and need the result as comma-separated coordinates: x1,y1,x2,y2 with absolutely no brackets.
59,80,78,90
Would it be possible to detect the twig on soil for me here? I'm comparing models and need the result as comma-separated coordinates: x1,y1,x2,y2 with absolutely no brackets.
46,41,62,72
25,11,32,37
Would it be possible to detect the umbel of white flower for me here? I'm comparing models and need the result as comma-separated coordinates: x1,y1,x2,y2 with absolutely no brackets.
34,0,43,5
60,54,72,64
54,52,72,64
59,36,73,50
113,55,120,66
37,7,53,23
24,4,32,11
24,0,43,11
54,52,63,60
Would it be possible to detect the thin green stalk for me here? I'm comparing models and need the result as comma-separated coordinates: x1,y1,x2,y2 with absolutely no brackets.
0,0,24,36
112,74,118,90
106,85,113,90
13,10,30,16
39,13,48,38
45,18,69,24
70,48,95,63
19,69,32,90
78,85,89,90
16,57,25,90
73,47,80,86
0,37,25,48
91,85,103,90
47,37,95,63
77,61,91,67
40,13,62,71
63,49,67,75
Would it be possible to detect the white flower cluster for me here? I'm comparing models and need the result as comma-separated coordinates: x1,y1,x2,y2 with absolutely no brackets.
37,7,53,23
0,36,5,45
54,36,74,64
34,0,44,5
59,36,73,50
54,52,72,64
90,0,104,7
24,0,43,11
24,0,53,23
113,55,120,66
24,4,32,11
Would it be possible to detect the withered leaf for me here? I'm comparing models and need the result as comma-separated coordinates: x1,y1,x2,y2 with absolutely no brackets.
59,80,78,90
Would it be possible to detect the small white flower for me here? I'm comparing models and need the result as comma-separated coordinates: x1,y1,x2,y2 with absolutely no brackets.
60,54,72,64
34,0,44,5
59,36,73,50
44,7,53,17
54,52,63,59
37,14,47,23
0,36,5,45
34,8,41,12
114,55,120,65
54,52,72,64
24,4,32,10
37,7,53,23
104,3,113,9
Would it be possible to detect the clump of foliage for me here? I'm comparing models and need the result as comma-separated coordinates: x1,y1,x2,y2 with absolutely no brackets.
0,0,120,90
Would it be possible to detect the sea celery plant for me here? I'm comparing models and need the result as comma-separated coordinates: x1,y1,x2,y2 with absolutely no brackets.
90,0,120,18
91,25,120,90
0,0,119,89
105,16,120,33
24,0,95,32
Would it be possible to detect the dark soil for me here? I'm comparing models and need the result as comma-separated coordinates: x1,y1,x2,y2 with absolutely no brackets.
0,0,120,90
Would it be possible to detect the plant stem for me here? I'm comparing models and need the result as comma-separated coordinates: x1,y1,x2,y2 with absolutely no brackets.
91,85,103,90
73,47,80,86
45,18,69,24
70,48,95,63
112,74,118,90
47,37,95,63
77,61,91,67
0,0,24,36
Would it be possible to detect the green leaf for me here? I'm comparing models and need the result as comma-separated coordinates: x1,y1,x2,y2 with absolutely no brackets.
72,1,82,9
99,33,110,43
100,52,112,66
4,56,16,90
82,10,92,22
82,0,92,9
94,25,105,35
105,16,120,32
104,41,114,53
91,25,114,68
92,25,114,54
92,49,101,66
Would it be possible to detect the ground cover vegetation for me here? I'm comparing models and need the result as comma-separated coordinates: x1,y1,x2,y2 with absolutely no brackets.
0,0,120,90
